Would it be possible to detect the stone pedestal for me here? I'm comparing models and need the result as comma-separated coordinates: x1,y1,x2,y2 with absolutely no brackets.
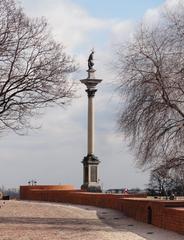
80,68,102,192
81,154,101,192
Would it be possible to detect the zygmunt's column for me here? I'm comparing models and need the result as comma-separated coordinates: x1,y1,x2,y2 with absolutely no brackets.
80,50,102,192
87,88,96,155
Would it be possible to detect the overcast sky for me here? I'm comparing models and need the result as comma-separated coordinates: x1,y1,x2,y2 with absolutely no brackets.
0,0,178,190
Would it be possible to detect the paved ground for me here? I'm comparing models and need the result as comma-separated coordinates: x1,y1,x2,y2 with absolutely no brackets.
0,200,183,240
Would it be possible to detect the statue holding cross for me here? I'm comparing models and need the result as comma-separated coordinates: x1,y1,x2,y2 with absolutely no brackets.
88,49,95,70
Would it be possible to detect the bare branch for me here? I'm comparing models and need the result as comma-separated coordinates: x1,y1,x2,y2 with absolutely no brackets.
117,2,184,171
0,0,76,134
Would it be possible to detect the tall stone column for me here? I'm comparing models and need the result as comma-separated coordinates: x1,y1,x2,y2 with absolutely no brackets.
80,51,102,192
87,88,96,155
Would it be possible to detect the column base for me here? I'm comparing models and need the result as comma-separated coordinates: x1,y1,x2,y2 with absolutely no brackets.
81,154,102,192
81,183,102,192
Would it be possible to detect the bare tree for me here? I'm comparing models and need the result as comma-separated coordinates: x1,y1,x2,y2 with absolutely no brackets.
0,0,76,134
147,165,184,197
117,2,184,170
169,166,184,196
147,168,173,197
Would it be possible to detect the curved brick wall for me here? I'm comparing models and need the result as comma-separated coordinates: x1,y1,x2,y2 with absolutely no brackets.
20,185,75,200
20,185,184,235
21,185,75,190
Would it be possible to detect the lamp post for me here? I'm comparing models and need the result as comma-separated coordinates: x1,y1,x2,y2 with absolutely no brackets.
80,51,102,192
28,180,37,186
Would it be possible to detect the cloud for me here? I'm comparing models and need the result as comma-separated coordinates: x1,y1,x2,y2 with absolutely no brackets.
22,0,108,50
110,20,134,45
142,0,183,27
143,7,161,26
164,0,182,9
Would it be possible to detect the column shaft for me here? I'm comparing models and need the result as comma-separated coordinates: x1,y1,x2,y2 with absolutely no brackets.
88,96,94,154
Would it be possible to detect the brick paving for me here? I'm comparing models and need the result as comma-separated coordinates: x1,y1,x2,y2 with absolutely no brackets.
0,200,183,240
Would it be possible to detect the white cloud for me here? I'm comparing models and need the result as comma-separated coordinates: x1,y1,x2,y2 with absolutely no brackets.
143,7,161,26
110,20,134,44
22,0,108,50
142,0,183,28
164,0,182,9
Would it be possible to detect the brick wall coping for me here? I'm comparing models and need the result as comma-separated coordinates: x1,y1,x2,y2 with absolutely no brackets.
122,197,184,203
166,207,184,211
20,185,75,190
25,189,146,199
30,189,79,192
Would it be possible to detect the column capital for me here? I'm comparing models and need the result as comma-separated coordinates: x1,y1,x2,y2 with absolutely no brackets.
86,89,97,97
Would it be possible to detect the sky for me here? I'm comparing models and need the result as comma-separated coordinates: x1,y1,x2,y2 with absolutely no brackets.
0,0,178,190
